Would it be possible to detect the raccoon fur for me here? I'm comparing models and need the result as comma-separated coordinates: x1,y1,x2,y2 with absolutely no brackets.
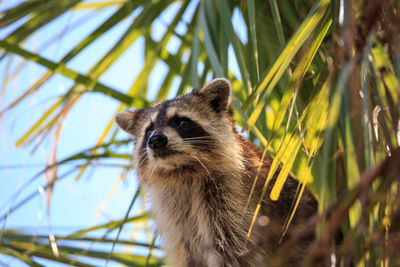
115,78,318,266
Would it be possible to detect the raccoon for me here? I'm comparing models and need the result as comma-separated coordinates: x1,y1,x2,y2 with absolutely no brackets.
115,78,318,266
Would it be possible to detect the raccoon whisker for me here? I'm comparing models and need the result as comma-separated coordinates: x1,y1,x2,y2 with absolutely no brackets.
166,136,213,147
193,155,211,177
136,151,146,161
180,141,214,146
148,161,157,179
184,144,247,161
136,149,149,168
183,145,223,156
136,154,148,170
137,150,148,160
182,136,213,141
180,138,213,143
182,139,215,144
191,150,234,163
167,136,182,143
138,147,147,154
180,139,212,142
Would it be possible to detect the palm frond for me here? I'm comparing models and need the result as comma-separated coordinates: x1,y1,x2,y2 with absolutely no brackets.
1,0,399,265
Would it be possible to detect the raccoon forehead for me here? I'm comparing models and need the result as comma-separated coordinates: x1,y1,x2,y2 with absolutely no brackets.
165,106,208,121
145,100,210,124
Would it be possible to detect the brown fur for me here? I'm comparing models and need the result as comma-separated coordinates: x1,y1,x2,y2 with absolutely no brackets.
115,78,318,266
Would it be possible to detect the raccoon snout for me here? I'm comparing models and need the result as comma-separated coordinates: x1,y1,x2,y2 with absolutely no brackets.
148,133,168,149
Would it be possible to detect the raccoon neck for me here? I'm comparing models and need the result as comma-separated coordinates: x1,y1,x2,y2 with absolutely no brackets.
145,164,249,265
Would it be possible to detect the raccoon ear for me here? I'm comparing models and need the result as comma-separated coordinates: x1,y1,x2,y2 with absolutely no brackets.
115,110,141,135
200,78,232,113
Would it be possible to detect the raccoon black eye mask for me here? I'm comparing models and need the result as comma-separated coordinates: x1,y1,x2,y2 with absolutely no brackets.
115,78,319,267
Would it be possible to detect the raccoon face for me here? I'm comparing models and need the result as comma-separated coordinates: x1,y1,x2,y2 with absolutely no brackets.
115,78,239,180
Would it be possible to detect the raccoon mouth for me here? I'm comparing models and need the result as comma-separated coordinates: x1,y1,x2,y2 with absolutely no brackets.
152,149,183,159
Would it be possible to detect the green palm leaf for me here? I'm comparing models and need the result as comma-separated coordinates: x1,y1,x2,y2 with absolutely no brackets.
1,0,399,266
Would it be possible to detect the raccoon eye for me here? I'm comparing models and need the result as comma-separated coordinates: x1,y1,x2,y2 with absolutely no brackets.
176,117,191,128
145,124,154,137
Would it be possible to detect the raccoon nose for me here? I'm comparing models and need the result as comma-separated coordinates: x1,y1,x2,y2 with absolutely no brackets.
148,134,168,149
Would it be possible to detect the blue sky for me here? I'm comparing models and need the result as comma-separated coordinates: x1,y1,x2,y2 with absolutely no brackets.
0,1,159,265
0,0,247,265
0,0,136,224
